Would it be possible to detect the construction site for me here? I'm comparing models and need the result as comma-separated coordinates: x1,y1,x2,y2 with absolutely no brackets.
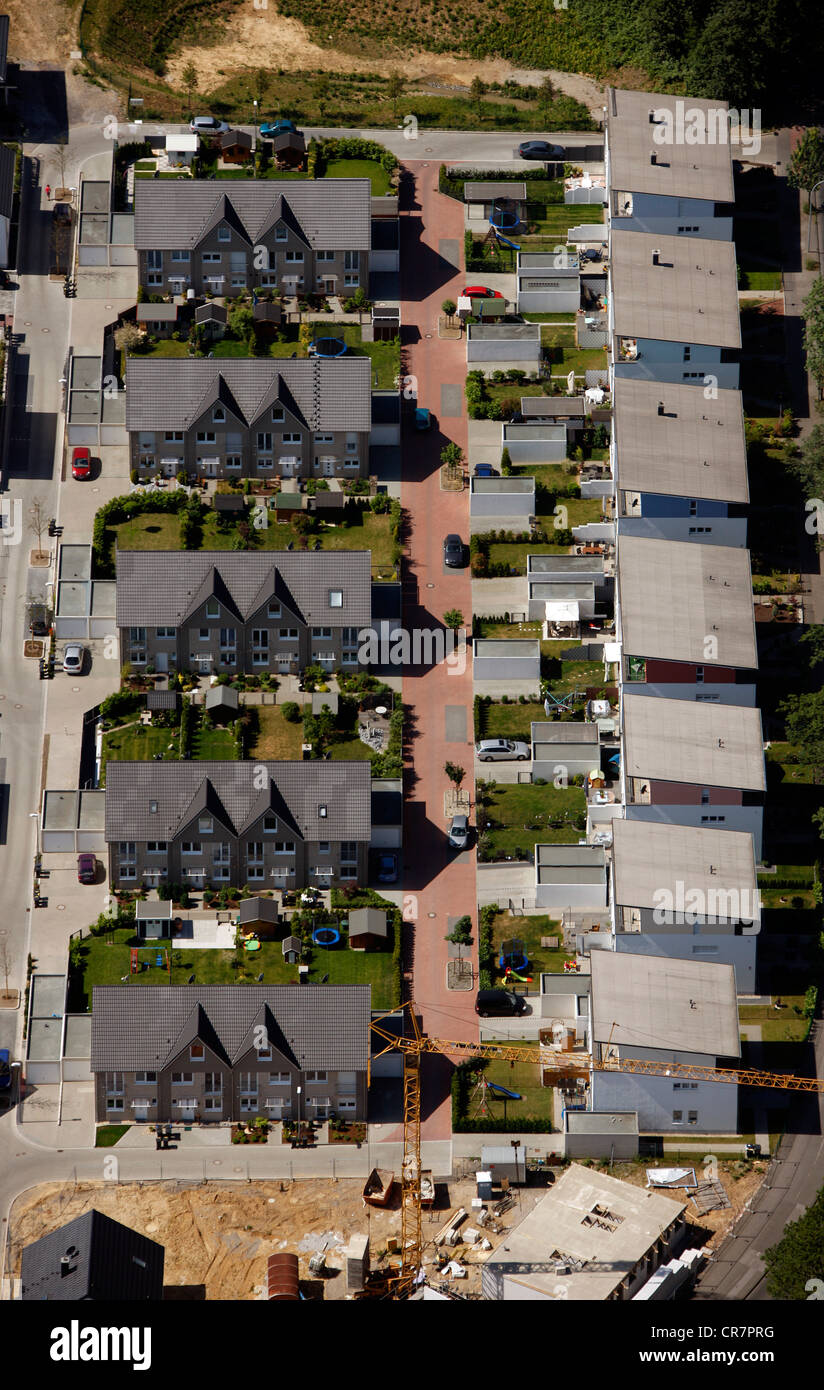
7,1154,768,1300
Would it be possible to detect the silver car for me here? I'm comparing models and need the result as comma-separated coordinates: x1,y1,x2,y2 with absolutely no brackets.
476,738,530,762
62,643,86,675
448,814,470,850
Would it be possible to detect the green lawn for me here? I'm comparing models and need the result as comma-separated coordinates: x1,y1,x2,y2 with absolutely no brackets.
478,782,587,858
140,324,399,388
765,742,815,785
248,704,308,759
113,509,396,579
479,1040,555,1126
191,725,237,760
739,998,809,1042
490,912,569,981
538,495,602,527
100,723,181,784
475,620,542,640
541,324,610,373
738,269,782,291
325,159,391,195
484,700,548,740
542,640,605,693
71,923,397,1010
95,1125,130,1147
328,736,375,762
487,540,570,574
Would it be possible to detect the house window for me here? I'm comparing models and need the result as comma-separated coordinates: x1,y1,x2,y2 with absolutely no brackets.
182,842,202,855
204,1097,222,1112
317,841,331,856
700,789,710,806
213,407,226,423
147,251,162,270
247,842,264,864
256,1047,273,1062
314,433,334,444
240,1096,259,1112
275,225,288,242
147,274,162,287
119,842,136,862
198,629,209,641
683,345,691,361
106,1098,125,1112
263,815,278,834
270,1072,291,1085
282,432,301,444
202,252,222,264
695,666,704,683
247,866,264,880
673,1083,699,1091
199,816,214,834
328,590,343,608
267,602,281,618
220,628,236,649
344,273,359,287
312,627,332,640
171,251,190,262
146,841,167,854
337,1098,357,1112
285,251,303,263
206,600,220,618
197,431,216,444
164,431,184,441
341,841,357,863
239,1073,257,1095
695,693,720,702
204,1073,221,1094
134,1071,157,1085
672,1110,683,1123
156,627,175,639
279,628,298,641
106,1072,124,1094
344,251,359,270
317,250,334,262
212,843,230,865
172,1073,193,1085
231,276,246,288
305,1071,327,1083
190,1044,205,1060
687,1111,698,1124
257,432,273,453
226,455,242,470
272,406,285,422
274,841,294,854
252,629,269,664
218,226,231,243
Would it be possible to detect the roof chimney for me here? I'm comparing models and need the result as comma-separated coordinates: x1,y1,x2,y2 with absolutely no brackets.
650,150,657,165
657,401,664,416
651,249,660,266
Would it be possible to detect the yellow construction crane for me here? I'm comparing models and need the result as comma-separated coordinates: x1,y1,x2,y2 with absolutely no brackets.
369,1004,824,1298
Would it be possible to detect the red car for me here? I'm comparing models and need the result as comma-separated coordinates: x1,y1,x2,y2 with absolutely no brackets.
462,285,504,299
71,447,91,479
77,853,97,884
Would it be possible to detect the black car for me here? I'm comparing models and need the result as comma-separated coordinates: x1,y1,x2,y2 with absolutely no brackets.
475,989,528,1018
443,534,464,567
518,140,564,161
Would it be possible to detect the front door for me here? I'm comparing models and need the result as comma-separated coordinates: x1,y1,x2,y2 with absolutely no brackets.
155,652,168,673
323,458,335,477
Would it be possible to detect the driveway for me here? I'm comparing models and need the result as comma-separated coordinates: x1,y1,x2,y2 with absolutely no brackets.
472,577,528,617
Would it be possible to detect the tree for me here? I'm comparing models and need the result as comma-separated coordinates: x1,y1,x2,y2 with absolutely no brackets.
802,277,824,398
469,77,486,119
764,1183,824,1299
443,609,464,629
788,127,824,198
440,442,464,469
386,72,404,119
536,75,556,120
445,915,474,945
441,298,456,322
789,422,824,501
181,61,198,110
114,322,147,354
228,301,254,341
779,689,824,783
0,935,12,1003
28,499,47,557
801,625,824,667
444,760,465,787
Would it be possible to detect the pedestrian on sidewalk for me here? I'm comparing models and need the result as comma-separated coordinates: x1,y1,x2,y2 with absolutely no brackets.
45,184,50,200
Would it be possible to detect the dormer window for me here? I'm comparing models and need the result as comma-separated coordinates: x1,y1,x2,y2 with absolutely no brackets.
206,600,219,618
218,226,231,243
328,590,343,608
149,801,158,814
318,805,328,818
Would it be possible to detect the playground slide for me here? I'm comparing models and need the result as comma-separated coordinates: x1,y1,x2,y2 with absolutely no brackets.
504,967,533,984
493,230,522,251
485,1081,522,1101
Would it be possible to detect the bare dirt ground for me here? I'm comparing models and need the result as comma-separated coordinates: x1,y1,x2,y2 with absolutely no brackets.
5,0,120,128
10,1161,765,1299
609,1159,770,1251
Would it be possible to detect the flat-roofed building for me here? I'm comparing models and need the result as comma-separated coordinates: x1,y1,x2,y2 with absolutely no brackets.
531,721,600,780
610,232,740,388
621,692,765,857
589,950,740,1132
617,537,757,692
483,1163,687,1300
605,87,735,241
534,843,607,911
612,378,747,547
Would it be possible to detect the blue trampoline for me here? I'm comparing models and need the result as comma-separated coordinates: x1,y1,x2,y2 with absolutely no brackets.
310,337,348,358
313,926,340,947
490,199,521,232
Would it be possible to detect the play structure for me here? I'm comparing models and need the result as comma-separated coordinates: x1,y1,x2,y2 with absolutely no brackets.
470,1070,523,1120
312,925,341,947
129,946,170,980
492,226,521,250
490,198,521,232
309,337,348,358
504,965,533,984
499,938,529,973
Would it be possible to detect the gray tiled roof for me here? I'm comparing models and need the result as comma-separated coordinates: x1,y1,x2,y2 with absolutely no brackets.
90,983,372,1071
134,178,371,252
20,1210,165,1302
104,760,372,842
125,357,372,433
115,549,372,627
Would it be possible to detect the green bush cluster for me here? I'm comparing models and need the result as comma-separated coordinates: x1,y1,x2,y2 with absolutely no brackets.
92,489,188,576
315,136,399,177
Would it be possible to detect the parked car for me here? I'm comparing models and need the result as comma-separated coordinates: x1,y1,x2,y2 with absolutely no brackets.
473,463,497,477
77,853,97,884
475,988,527,1018
376,852,399,884
0,1048,10,1091
62,643,86,675
448,814,470,850
517,140,564,161
462,285,504,299
189,116,229,134
27,603,49,636
71,446,91,479
259,119,298,137
443,534,464,567
476,738,530,762
414,407,432,431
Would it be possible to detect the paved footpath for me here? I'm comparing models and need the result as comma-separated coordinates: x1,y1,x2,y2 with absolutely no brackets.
399,161,479,1138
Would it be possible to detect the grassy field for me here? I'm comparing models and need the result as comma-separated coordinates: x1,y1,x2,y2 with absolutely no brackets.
739,998,810,1043
112,509,396,578
247,705,308,759
489,912,568,980
327,736,375,762
487,540,570,574
478,1040,554,1126
100,720,235,783
542,640,605,693
484,700,548,740
525,204,606,238
95,1125,130,1147
71,923,397,1010
141,325,399,389
540,323,610,373
478,781,586,858
324,159,391,195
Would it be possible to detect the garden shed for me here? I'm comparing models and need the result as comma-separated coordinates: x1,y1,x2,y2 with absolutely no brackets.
238,897,281,938
348,908,388,951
